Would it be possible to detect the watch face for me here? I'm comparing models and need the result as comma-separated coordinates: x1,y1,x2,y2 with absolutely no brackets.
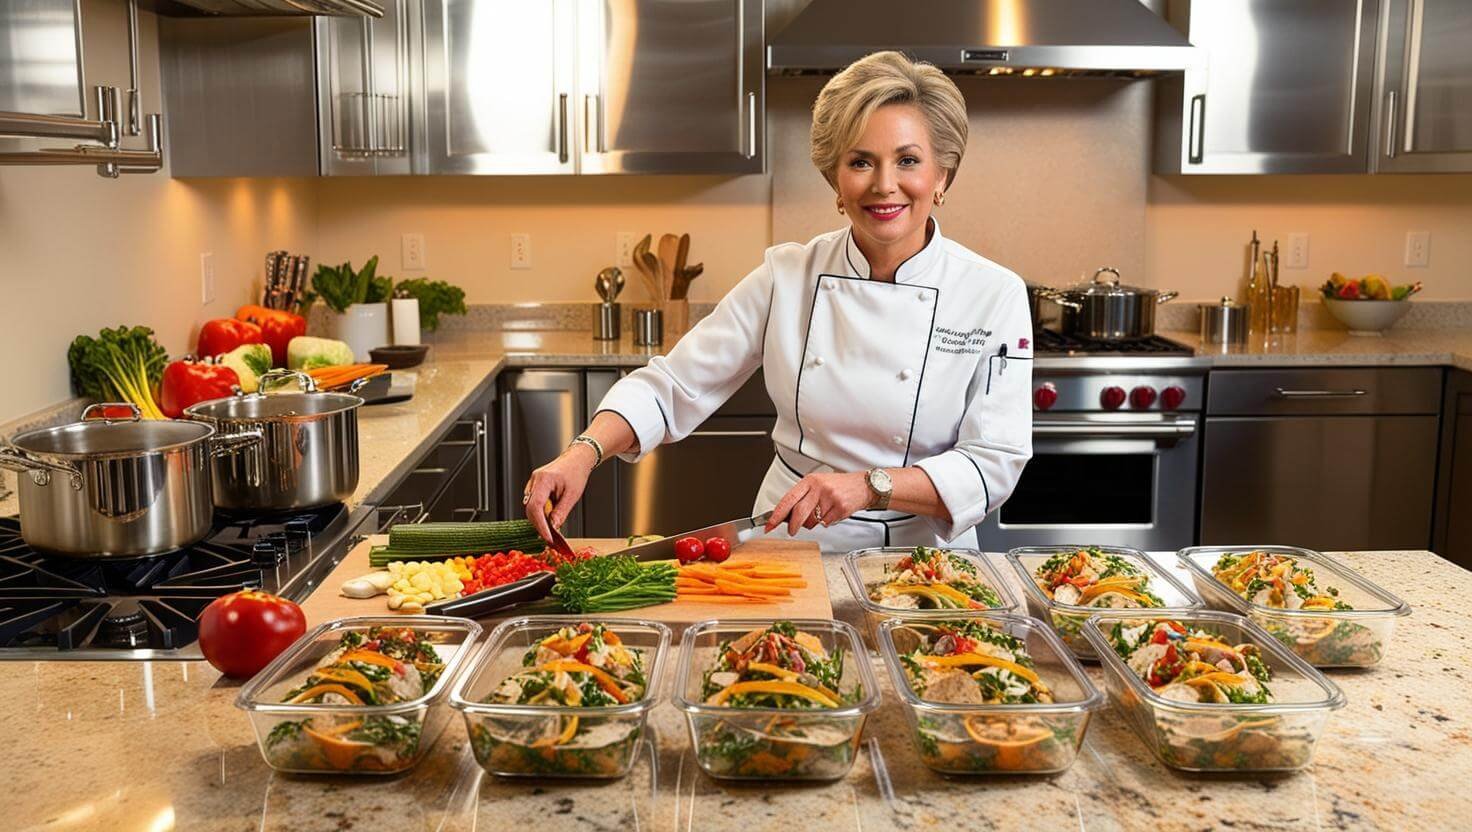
869,468,893,493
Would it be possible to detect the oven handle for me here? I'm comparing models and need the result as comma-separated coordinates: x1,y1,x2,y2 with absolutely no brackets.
1032,417,1197,438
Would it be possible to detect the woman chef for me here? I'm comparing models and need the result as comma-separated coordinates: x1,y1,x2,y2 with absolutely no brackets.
523,51,1033,552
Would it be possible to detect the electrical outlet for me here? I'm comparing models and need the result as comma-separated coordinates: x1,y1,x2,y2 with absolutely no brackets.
616,232,637,267
402,233,426,270
1285,232,1309,269
1405,231,1430,268
510,233,531,270
200,252,215,305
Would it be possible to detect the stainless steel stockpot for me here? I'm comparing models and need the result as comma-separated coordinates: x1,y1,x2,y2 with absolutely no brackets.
1198,296,1249,346
184,371,364,512
0,404,260,557
1057,267,1180,341
1026,283,1081,329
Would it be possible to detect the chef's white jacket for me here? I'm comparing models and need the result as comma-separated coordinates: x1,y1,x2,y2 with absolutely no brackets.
596,220,1033,552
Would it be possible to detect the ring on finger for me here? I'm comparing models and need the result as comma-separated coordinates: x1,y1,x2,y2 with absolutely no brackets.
813,507,824,521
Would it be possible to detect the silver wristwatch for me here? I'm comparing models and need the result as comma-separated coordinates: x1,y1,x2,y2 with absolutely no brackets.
865,467,893,511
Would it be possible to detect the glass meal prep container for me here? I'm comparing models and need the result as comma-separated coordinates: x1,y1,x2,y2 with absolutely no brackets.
1081,610,1346,773
1177,545,1411,668
876,613,1104,775
672,618,880,782
842,546,1018,643
449,615,672,779
1005,545,1203,660
236,615,483,775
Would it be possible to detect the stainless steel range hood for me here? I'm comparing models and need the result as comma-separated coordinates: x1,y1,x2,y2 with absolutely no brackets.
768,0,1198,78
153,0,382,18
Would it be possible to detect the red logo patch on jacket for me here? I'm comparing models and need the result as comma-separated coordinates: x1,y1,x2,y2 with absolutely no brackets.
1018,337,1030,350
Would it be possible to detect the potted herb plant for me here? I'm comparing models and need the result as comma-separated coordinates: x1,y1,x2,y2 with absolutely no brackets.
310,256,395,361
393,278,468,339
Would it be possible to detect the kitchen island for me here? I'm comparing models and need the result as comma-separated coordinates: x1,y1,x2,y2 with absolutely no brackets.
4,548,1467,832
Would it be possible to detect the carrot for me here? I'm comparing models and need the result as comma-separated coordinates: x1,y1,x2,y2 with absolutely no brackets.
714,578,788,597
674,595,768,603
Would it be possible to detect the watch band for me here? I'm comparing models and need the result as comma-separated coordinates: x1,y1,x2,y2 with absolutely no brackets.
570,434,604,468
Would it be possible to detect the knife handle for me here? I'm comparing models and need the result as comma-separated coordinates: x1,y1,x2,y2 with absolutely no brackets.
425,571,555,618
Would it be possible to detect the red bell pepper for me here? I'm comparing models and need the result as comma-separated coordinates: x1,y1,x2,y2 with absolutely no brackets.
236,305,307,368
197,318,263,358
158,359,240,419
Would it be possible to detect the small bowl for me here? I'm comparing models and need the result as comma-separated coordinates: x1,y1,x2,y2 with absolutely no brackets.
1322,298,1411,335
370,344,431,368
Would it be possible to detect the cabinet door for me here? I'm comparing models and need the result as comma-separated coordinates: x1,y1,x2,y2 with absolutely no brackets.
498,371,587,534
1164,0,1380,174
615,416,774,536
577,0,762,174
423,0,576,174
1433,370,1472,569
1376,0,1472,172
316,0,413,175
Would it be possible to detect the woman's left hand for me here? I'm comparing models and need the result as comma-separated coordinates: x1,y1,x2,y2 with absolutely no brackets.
765,472,872,536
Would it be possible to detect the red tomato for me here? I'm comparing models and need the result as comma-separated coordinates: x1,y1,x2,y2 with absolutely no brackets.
703,537,732,563
674,536,704,563
198,590,307,679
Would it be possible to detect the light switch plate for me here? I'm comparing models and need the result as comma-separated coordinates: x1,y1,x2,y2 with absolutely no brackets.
511,233,531,270
402,233,426,270
200,252,215,304
616,232,637,267
1405,231,1430,268
1285,233,1309,269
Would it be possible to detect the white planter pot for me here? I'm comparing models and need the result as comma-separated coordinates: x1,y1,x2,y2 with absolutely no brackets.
332,303,391,361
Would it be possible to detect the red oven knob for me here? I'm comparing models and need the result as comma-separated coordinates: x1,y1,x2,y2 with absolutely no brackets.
1161,385,1187,410
1130,385,1158,410
1034,383,1059,411
1100,385,1126,410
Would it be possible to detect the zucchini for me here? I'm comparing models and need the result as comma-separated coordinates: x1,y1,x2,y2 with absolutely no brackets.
373,520,546,566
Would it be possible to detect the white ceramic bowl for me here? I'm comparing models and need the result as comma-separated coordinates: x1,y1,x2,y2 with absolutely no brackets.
1322,298,1411,335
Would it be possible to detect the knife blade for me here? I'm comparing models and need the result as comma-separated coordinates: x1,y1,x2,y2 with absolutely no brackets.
614,511,772,562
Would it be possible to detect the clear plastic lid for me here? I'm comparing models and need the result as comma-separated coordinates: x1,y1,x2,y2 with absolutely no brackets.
842,546,1019,617
1178,545,1411,619
1006,545,1203,613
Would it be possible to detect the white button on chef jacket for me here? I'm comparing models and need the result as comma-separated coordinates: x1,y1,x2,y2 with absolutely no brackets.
596,220,1034,552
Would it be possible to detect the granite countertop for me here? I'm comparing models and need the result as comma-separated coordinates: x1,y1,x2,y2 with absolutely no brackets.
3,548,1467,831
1165,328,1472,371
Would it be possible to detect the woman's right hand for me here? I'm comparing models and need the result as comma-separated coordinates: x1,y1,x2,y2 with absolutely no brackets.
522,443,598,543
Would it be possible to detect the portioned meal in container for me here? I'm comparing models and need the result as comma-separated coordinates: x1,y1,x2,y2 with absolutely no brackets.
866,546,1004,610
1209,550,1374,665
1107,619,1272,705
1033,546,1166,610
471,622,649,776
264,625,446,772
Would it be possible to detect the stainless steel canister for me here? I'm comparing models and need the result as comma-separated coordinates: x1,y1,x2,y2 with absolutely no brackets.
184,371,363,512
593,302,621,341
634,308,663,346
1199,297,1249,345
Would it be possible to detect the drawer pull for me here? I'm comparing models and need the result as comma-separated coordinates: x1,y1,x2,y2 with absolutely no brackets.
1273,388,1368,399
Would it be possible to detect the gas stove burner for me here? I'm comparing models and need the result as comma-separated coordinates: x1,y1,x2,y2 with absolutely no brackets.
97,601,150,648
1034,330,1195,357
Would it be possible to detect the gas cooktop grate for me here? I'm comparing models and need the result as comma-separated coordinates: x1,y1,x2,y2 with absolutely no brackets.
1034,330,1195,357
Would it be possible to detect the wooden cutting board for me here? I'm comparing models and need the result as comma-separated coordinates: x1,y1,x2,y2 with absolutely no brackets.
298,535,831,631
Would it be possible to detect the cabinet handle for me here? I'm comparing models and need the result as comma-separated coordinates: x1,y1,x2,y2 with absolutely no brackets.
1187,93,1205,164
584,94,605,154
1385,90,1399,159
558,93,569,163
745,92,757,159
1273,388,1368,399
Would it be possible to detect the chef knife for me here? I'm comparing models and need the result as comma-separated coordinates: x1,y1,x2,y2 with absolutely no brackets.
614,511,772,562
424,571,555,618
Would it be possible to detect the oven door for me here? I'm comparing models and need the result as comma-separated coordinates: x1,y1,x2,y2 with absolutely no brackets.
977,413,1199,551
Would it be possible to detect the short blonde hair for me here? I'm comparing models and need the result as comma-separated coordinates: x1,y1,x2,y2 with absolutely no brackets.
810,51,968,190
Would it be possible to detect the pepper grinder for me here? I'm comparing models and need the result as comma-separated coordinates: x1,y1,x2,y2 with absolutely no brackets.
593,266,624,341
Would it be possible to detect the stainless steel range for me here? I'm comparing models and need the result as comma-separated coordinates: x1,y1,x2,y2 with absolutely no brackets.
978,331,1209,551
0,506,362,660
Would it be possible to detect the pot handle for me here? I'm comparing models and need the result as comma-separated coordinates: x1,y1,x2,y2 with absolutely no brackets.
0,443,83,490
1092,267,1121,286
210,429,264,459
1037,286,1082,310
1155,291,1180,305
81,402,142,422
260,369,320,394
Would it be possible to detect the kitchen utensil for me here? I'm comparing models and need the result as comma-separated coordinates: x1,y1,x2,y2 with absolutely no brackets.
669,233,690,298
370,344,429,368
612,511,771,562
673,261,704,300
593,302,621,341
183,370,364,512
1026,283,1081,329
1199,296,1249,346
1056,267,1180,341
264,251,282,306
595,266,623,303
425,571,556,618
657,234,680,302
631,234,659,301
0,403,260,557
634,307,663,346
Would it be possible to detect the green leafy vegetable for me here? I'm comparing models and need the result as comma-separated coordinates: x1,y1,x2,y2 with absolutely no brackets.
552,555,677,613
310,256,393,313
394,278,468,332
67,325,168,419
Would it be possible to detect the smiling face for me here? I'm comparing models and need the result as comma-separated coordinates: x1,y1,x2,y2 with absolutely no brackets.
834,103,950,266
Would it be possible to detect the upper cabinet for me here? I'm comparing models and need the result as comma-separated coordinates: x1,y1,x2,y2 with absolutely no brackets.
161,0,763,176
1155,0,1382,174
1375,0,1472,172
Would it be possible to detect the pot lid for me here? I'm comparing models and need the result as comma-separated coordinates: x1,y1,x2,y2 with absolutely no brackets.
12,417,213,458
185,391,363,421
1065,267,1162,297
1200,296,1246,309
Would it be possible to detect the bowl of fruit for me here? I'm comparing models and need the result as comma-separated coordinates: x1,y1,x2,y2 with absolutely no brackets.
1320,273,1421,335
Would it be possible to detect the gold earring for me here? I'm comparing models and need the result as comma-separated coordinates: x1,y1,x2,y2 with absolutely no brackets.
837,201,846,215
933,191,945,206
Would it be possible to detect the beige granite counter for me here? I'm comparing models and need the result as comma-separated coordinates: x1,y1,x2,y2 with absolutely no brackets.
1166,328,1472,372
4,549,1467,832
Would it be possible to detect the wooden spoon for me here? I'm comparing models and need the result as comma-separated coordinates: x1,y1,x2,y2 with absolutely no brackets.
631,234,659,301
658,234,681,303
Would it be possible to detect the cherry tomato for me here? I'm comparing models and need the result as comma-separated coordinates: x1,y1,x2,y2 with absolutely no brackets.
703,537,732,563
197,590,307,679
674,536,704,563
